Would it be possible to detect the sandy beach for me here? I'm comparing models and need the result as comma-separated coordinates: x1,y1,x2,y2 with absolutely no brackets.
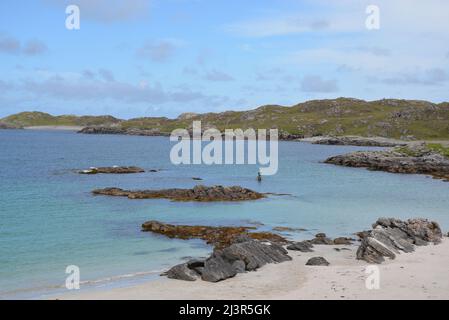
53,237,449,300
24,126,84,131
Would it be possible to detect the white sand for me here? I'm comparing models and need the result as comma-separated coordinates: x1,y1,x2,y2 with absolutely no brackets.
54,238,449,300
24,126,84,131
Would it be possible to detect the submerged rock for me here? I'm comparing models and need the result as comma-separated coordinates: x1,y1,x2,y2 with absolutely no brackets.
142,220,287,249
93,185,265,202
272,226,307,233
79,166,144,174
356,218,442,264
306,257,330,266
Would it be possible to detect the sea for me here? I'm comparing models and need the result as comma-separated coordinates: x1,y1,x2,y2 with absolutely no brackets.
1,129,448,299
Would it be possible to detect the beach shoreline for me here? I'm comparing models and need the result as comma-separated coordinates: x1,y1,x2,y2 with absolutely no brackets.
52,238,449,300
23,126,84,131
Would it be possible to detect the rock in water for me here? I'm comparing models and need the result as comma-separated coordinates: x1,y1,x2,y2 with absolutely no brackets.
141,221,287,249
93,185,265,202
306,257,330,266
325,145,449,182
356,218,442,264
79,166,144,174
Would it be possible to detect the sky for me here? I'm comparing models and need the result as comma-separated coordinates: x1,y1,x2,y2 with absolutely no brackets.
0,0,449,119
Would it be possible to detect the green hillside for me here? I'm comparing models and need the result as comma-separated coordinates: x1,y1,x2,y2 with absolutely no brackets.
2,98,449,140
0,111,121,128
118,98,449,140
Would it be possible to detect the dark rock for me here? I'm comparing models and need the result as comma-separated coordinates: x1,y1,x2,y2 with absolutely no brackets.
310,233,334,245
221,240,292,271
306,257,330,266
356,218,443,264
201,252,238,282
232,260,246,273
287,241,314,252
164,239,292,283
93,185,265,202
79,166,144,174
165,263,200,281
186,259,205,274
201,240,291,282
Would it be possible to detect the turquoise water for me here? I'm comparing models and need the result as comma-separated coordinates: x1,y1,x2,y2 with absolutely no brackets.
1,130,449,299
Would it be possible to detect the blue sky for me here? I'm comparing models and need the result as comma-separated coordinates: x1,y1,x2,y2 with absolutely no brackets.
1,0,449,119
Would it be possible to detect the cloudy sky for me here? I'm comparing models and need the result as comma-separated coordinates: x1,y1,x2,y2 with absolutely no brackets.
1,0,449,119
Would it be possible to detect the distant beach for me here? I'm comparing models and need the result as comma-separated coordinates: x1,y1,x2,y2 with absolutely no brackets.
24,126,84,131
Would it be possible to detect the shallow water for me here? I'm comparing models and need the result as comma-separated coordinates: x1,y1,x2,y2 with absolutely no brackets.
1,130,448,298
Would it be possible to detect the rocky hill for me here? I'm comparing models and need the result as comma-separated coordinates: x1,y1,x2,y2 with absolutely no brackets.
2,98,449,140
0,111,121,128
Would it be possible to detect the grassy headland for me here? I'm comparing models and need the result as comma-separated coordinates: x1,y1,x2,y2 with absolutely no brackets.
2,98,449,140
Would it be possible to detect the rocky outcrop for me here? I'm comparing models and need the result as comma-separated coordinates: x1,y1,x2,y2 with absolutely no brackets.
79,166,144,174
93,185,265,202
310,233,334,245
164,239,292,282
79,126,170,136
325,144,449,181
305,136,406,147
356,218,442,264
0,122,22,129
287,241,314,252
141,221,287,249
306,257,330,266
286,234,354,252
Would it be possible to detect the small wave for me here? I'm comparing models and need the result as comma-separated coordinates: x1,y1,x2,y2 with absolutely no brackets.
0,269,166,299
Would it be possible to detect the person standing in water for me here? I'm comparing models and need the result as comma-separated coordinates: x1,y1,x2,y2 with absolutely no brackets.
257,171,262,182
